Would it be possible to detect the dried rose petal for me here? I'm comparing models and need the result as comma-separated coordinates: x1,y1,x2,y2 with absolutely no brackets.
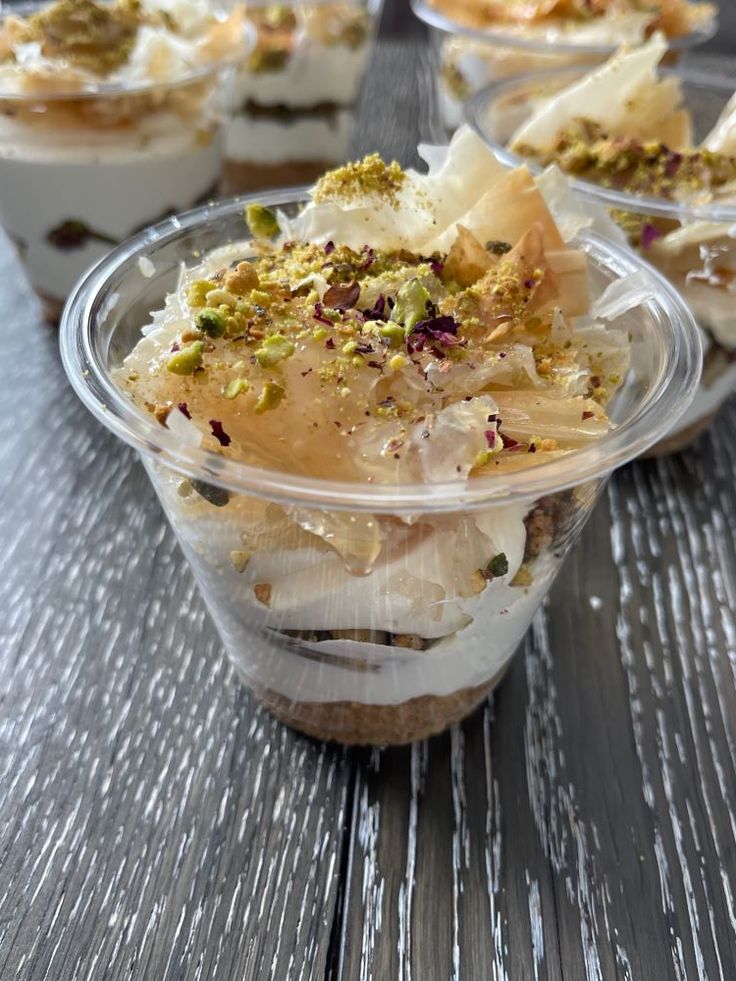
313,301,333,326
177,402,191,419
640,224,662,250
500,432,522,450
323,281,360,311
209,420,231,447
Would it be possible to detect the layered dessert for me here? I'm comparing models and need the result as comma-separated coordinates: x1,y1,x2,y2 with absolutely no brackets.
223,0,377,193
506,37,736,450
109,127,644,744
0,0,246,319
412,0,716,132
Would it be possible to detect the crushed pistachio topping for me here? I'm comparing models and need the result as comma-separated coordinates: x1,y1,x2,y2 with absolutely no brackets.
313,154,407,207
246,204,280,240
255,380,285,413
432,0,714,39
166,341,203,375
120,194,624,483
246,3,370,75
19,0,142,74
255,334,295,368
522,118,736,200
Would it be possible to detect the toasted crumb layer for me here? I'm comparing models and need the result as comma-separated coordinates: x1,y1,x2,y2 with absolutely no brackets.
250,669,506,745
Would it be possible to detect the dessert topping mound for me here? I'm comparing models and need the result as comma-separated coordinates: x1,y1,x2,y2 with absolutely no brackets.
20,0,141,74
313,155,408,208
522,120,736,199
118,128,635,487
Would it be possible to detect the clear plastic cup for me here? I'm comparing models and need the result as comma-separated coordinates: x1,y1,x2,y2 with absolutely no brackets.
60,191,701,745
0,3,251,322
467,67,736,455
410,0,717,135
222,0,383,194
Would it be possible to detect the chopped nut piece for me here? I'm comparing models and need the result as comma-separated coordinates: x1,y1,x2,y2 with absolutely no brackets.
485,553,509,579
225,262,259,295
224,378,250,399
254,380,285,413
255,334,295,368
246,203,280,239
394,278,431,332
166,341,204,375
153,403,171,425
191,479,229,507
187,280,217,308
390,633,425,650
254,582,272,605
196,309,226,338
229,549,251,573
378,321,405,348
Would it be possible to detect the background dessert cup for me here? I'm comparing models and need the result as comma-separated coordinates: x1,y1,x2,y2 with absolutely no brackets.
60,191,700,746
0,1,249,321
468,67,736,455
222,0,382,193
410,0,717,135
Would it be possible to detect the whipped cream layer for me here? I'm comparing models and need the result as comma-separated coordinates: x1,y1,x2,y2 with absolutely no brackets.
0,125,221,303
225,110,352,164
149,457,550,706
225,42,370,167
234,41,370,108
225,561,554,705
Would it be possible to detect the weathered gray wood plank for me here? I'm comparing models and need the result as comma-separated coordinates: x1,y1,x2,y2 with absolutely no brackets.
0,240,352,981
2,17,736,981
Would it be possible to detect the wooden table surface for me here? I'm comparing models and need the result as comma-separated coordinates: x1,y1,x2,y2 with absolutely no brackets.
3,10,736,980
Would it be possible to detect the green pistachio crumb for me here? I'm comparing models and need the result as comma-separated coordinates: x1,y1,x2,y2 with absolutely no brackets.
485,552,509,578
342,339,358,355
255,380,285,413
229,549,251,573
393,278,431,332
512,564,533,587
255,333,295,368
250,289,273,307
224,377,250,399
191,479,229,507
166,341,204,375
246,203,280,239
187,279,217,307
486,240,512,255
379,321,406,348
196,308,226,338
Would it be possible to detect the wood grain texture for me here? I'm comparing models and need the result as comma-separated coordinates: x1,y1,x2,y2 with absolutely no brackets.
2,18,736,981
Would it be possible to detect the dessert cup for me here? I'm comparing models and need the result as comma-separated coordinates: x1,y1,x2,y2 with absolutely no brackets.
411,0,717,135
61,190,700,745
0,1,250,321
467,67,736,455
222,0,382,194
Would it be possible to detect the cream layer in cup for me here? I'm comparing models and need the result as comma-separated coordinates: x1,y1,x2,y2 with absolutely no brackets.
223,0,377,193
110,127,658,742
488,37,736,451
410,0,716,134
0,0,247,318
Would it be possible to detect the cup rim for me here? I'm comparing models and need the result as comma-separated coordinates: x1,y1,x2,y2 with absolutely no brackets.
0,3,254,102
60,188,702,514
410,0,718,55
466,65,736,224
